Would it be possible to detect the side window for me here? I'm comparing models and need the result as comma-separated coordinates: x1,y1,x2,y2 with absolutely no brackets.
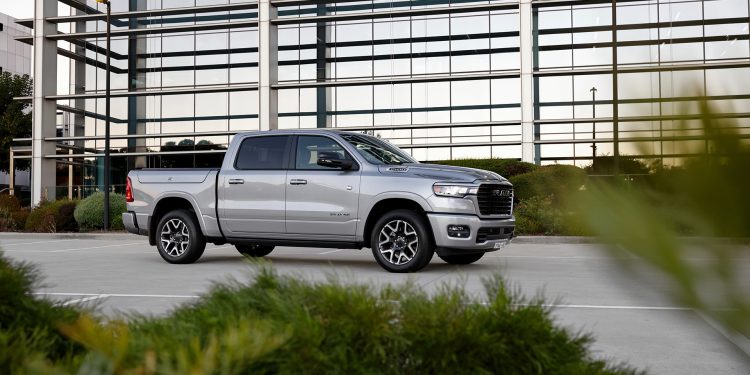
295,136,353,170
235,136,288,170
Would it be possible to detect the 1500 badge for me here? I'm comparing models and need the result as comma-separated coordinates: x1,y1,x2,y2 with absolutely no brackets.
330,212,351,217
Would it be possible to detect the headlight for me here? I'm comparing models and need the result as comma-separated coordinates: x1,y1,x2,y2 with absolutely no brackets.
433,184,478,198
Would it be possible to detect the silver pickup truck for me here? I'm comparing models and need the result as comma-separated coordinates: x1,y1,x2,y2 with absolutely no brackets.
123,129,515,272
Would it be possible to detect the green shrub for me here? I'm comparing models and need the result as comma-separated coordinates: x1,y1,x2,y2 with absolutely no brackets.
0,207,14,231
0,194,22,211
0,253,641,374
0,195,27,231
24,200,79,233
510,164,587,203
73,192,126,231
24,201,55,233
433,158,538,178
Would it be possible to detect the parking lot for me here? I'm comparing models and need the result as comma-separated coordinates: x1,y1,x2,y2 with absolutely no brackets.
1,232,748,374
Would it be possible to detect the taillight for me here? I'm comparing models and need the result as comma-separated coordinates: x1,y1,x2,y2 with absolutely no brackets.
125,177,134,202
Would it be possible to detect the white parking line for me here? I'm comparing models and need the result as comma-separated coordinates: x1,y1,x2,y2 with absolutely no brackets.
318,249,346,255
50,242,143,253
544,304,690,311
61,295,110,306
4,242,144,253
34,292,200,299
0,239,79,246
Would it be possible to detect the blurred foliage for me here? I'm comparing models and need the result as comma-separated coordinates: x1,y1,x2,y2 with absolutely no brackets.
0,72,33,174
0,251,642,374
73,192,126,231
0,253,83,374
578,98,750,337
433,158,538,178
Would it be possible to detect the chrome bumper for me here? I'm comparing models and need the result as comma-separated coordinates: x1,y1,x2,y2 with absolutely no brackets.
426,213,515,252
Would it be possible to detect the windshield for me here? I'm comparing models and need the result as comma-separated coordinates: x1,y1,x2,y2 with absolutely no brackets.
340,133,417,165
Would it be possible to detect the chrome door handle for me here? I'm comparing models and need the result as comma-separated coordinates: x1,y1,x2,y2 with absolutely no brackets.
228,178,244,185
290,179,307,185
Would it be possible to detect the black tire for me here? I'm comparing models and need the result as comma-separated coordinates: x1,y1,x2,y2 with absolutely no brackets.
370,209,434,273
439,252,485,265
235,244,275,257
155,209,206,264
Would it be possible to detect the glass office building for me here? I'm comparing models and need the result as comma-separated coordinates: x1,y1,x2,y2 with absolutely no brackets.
18,0,750,203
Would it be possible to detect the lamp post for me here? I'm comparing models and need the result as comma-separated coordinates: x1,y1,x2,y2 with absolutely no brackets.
96,0,111,231
590,87,597,162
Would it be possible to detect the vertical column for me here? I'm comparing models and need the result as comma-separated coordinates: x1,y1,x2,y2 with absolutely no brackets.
128,0,147,169
316,3,331,128
32,0,58,205
71,7,86,197
259,0,278,130
519,0,535,164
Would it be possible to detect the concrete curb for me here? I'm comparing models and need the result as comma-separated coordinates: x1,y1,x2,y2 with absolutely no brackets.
0,232,137,241
0,232,602,244
513,236,600,244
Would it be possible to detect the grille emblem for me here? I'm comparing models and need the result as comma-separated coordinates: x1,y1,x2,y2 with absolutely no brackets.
493,189,511,197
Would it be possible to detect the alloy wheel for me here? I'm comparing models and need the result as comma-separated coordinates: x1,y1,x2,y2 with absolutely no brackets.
160,218,190,257
378,219,419,265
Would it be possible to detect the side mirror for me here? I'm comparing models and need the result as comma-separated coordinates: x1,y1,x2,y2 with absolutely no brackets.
317,152,355,170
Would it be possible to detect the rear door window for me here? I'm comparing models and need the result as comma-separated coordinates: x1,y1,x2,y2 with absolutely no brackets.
234,136,290,170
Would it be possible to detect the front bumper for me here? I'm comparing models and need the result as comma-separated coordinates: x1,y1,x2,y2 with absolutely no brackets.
426,213,515,253
122,211,148,236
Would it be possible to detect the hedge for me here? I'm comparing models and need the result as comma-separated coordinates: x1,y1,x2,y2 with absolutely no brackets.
73,192,126,231
509,164,588,203
0,195,28,231
432,158,538,178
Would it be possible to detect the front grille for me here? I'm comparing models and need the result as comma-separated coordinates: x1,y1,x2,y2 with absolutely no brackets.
476,227,515,243
476,184,513,216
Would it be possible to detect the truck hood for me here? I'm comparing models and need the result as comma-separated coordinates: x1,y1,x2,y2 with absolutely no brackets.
378,163,508,183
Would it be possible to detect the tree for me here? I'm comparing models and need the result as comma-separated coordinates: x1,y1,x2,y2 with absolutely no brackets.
0,72,33,174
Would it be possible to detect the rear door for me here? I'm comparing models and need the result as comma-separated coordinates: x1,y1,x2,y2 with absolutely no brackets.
218,135,291,237
285,135,361,240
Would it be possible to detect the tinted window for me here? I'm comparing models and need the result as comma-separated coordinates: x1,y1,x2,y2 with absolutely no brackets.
235,136,288,170
295,136,353,170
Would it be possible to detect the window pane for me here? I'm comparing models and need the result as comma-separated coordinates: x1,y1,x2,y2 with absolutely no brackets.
295,136,352,170
235,136,289,170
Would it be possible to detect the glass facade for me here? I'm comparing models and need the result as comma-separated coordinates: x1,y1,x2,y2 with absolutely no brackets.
19,0,750,199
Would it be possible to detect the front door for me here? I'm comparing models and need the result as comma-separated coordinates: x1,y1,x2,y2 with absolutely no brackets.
285,135,361,240
219,135,291,236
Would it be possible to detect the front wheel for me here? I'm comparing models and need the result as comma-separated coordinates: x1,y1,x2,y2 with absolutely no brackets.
370,209,434,273
156,209,206,264
236,244,275,257
438,252,485,265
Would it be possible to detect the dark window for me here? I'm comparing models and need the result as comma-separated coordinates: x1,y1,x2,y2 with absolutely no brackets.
0,23,4,32
295,135,353,170
234,136,289,170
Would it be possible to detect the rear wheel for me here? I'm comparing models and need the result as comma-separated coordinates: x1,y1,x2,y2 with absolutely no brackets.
370,209,434,273
156,209,205,264
438,252,485,265
235,244,275,257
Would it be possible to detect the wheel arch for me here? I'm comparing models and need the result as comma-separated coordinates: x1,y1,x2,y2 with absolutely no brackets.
149,196,201,246
362,196,433,248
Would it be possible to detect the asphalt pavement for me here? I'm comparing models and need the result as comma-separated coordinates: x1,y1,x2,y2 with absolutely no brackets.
1,233,748,374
